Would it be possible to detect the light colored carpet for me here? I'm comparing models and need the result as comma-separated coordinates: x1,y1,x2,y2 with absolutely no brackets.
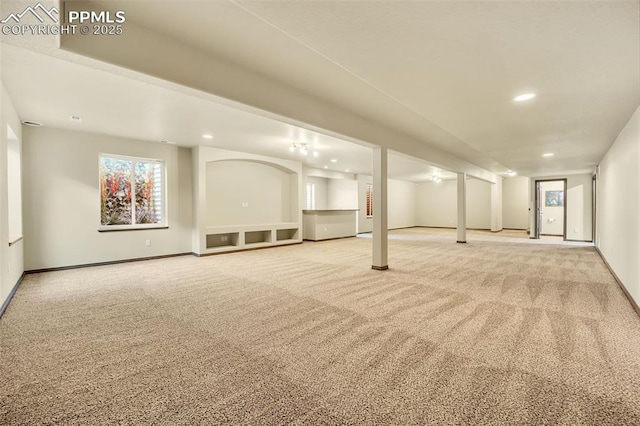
2,228,640,424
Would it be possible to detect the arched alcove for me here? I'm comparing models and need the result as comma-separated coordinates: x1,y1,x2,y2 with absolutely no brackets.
205,159,299,227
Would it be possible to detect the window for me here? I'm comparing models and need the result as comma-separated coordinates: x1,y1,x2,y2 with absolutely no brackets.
366,183,373,218
7,125,22,244
99,154,165,229
306,183,315,210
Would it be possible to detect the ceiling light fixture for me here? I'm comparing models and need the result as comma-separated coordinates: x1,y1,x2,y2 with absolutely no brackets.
542,153,554,157
330,159,337,163
345,169,350,173
507,170,517,177
432,174,442,183
202,134,213,139
513,93,536,102
313,151,319,157
289,144,296,152
323,166,328,169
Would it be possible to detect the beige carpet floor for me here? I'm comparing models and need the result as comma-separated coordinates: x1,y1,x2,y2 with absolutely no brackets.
2,228,640,425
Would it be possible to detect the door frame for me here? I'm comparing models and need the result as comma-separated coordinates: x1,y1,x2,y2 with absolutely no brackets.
534,178,568,240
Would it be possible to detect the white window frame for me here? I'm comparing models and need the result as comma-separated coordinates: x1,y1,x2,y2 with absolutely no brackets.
98,153,167,231
306,183,316,210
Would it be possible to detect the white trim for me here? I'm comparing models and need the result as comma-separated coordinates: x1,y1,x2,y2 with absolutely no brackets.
98,153,167,229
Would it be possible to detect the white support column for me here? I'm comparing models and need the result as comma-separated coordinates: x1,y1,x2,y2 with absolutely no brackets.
372,146,388,270
457,172,467,243
491,177,503,232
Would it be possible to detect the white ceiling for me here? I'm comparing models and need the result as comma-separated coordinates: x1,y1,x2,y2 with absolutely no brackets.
2,0,639,178
0,44,454,181
102,0,640,176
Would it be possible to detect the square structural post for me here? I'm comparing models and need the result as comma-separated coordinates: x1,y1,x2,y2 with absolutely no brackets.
491,177,503,232
457,172,467,243
372,146,388,270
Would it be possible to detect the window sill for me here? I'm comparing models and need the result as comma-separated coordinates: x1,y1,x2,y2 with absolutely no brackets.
98,226,169,233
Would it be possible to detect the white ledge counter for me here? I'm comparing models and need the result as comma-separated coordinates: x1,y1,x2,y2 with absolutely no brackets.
302,209,358,241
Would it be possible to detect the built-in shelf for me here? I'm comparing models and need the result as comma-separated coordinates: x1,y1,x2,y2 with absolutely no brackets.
245,230,272,245
206,232,239,249
201,223,301,254
276,228,299,241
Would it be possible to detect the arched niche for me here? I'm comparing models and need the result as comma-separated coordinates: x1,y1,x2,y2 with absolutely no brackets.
205,159,299,227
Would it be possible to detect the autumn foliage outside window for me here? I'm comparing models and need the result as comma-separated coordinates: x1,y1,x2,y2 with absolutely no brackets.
366,183,373,218
100,155,164,227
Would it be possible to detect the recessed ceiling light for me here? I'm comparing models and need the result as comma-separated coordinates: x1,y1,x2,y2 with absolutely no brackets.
345,169,350,173
323,166,328,169
542,153,554,157
513,93,536,102
202,134,213,139
331,159,337,163
313,151,319,157
21,120,42,127
507,170,517,177
70,115,82,123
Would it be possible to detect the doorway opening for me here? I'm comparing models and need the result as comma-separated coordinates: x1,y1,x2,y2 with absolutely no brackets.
534,179,567,240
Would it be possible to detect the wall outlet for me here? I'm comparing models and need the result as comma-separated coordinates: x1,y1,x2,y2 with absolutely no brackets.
145,240,151,246
574,228,578,233
241,202,249,207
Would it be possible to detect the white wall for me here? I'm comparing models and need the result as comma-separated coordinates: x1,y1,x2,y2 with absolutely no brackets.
597,106,640,306
502,176,529,229
540,180,565,236
206,160,292,226
357,175,416,232
388,179,416,229
529,174,593,241
416,180,456,227
327,178,358,210
22,127,193,270
415,178,492,229
0,82,24,312
466,178,491,229
306,176,328,209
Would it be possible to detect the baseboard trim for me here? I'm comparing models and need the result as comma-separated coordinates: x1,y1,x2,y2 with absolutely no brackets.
371,265,389,271
25,252,193,274
416,226,492,231
0,273,25,319
195,241,303,257
595,247,640,318
388,226,416,231
304,236,356,242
